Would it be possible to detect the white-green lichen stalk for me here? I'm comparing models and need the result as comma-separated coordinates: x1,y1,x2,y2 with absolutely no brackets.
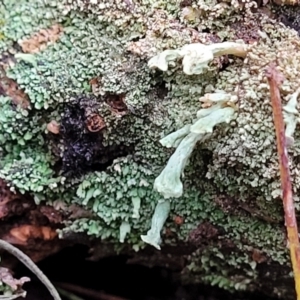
141,92,237,250
140,199,171,250
155,92,237,199
283,87,300,147
148,41,248,75
142,41,243,250
191,106,236,134
154,131,204,199
159,124,191,148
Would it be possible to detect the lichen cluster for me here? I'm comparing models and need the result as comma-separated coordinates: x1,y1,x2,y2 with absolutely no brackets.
1,0,300,298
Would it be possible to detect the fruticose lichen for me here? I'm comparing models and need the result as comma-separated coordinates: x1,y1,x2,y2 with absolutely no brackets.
141,199,171,250
283,88,300,146
142,91,237,249
1,0,300,298
153,91,237,199
148,41,248,75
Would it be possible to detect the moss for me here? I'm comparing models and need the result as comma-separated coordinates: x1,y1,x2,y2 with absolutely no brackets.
1,0,300,298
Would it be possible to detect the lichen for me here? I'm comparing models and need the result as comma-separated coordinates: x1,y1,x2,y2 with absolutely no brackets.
1,0,300,298
153,92,237,199
141,199,171,250
283,87,300,146
148,41,248,75
154,132,204,199
119,221,131,243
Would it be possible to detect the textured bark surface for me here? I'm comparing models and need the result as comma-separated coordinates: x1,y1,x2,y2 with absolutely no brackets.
1,1,300,299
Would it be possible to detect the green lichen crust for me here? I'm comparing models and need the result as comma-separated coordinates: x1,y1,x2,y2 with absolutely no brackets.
0,0,300,298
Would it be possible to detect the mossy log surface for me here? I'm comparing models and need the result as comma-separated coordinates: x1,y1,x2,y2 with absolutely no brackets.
1,0,300,298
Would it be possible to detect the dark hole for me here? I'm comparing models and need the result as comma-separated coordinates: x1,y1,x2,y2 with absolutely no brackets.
11,244,284,300
201,28,211,34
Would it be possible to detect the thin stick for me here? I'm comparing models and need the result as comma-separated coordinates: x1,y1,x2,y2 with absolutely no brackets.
0,239,61,300
265,63,300,299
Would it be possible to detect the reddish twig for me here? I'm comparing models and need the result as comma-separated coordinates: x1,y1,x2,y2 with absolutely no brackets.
265,63,300,299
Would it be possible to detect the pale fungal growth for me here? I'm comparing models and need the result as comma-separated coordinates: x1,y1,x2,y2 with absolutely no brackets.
283,88,300,147
141,200,170,250
148,42,248,75
154,92,237,199
119,221,131,243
